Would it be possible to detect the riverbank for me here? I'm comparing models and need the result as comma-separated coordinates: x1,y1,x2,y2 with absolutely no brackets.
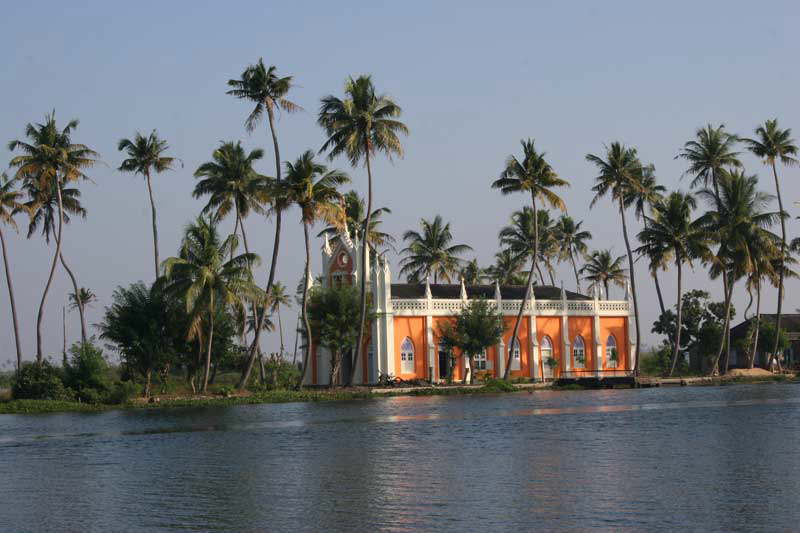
1,374,796,415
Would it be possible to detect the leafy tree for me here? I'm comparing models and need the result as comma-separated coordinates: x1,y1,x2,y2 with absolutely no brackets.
437,299,505,384
99,282,180,397
554,215,592,293
227,59,300,392
63,342,109,403
318,74,408,386
162,217,262,392
637,192,708,375
460,259,486,285
587,142,644,372
580,249,627,298
282,151,348,386
8,112,98,362
12,360,73,401
400,215,472,283
492,139,567,379
117,130,179,278
742,119,798,369
0,174,24,371
307,285,373,386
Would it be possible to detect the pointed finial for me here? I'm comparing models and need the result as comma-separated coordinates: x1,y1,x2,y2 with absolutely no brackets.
424,276,432,299
494,279,502,302
560,281,567,302
323,232,332,255
342,221,354,248
624,280,630,301
460,276,468,301
593,283,599,302
306,271,315,290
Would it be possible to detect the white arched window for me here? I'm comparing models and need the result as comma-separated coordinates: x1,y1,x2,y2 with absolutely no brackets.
474,349,487,370
541,336,556,376
606,335,618,367
400,338,415,374
510,339,521,370
573,336,586,368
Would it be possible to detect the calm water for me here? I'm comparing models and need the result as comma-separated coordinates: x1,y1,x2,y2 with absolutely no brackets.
2,384,800,532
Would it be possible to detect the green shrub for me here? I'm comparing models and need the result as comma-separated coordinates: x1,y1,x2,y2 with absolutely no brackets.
64,342,110,395
481,378,516,393
104,381,139,404
77,387,104,405
12,361,74,401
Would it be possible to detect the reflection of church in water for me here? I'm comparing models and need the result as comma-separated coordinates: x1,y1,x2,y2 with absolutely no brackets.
304,228,634,386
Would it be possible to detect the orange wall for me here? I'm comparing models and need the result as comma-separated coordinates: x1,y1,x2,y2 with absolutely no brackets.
567,316,594,372
502,316,530,378
536,317,562,377
432,317,460,380
599,316,628,370
394,316,427,379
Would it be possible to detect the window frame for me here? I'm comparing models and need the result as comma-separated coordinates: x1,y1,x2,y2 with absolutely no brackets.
400,338,415,374
573,335,586,368
605,335,618,368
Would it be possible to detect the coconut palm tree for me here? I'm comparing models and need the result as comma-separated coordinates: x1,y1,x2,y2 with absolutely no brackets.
492,139,567,379
8,112,98,363
628,164,667,314
636,192,708,376
743,233,782,368
267,281,291,357
498,207,550,284
460,259,486,285
554,215,592,293
486,250,526,285
587,142,644,373
317,190,395,254
742,119,798,369
227,59,300,389
117,130,179,278
20,178,89,345
0,174,24,372
399,216,472,283
162,216,262,392
283,150,349,386
69,287,97,312
318,75,408,385
580,249,627,298
696,170,779,375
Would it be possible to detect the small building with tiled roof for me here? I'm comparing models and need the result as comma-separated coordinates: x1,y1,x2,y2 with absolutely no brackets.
729,314,800,369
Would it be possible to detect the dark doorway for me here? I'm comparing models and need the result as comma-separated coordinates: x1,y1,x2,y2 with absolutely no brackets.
438,348,449,380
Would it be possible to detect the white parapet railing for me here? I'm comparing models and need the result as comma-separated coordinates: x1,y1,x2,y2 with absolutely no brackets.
390,299,630,317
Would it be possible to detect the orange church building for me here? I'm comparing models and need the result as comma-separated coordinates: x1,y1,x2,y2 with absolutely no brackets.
305,229,634,386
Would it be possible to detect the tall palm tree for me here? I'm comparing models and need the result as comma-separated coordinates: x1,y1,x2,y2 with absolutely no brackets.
580,250,627,298
743,233,782,368
696,170,779,375
162,216,262,392
268,281,291,357
628,164,667,314
486,250,526,285
677,124,742,367
742,119,798,368
318,190,395,254
283,151,349,386
69,287,97,312
587,142,645,373
492,139,567,379
399,216,472,283
227,59,300,389
460,259,485,285
8,112,98,362
636,192,708,376
554,215,592,293
0,174,24,371
117,130,179,278
318,75,408,385
20,178,88,344
498,207,549,284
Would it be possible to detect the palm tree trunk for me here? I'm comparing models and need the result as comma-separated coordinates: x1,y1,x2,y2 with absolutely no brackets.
669,260,683,376
604,280,609,299
35,182,66,364
351,145,373,386
238,104,284,390
59,253,87,344
202,300,214,393
710,273,734,375
504,194,538,380
769,160,786,370
534,262,545,285
618,197,641,375
546,263,555,286
298,221,313,387
292,315,300,366
145,170,160,278
62,305,67,367
0,227,22,373
238,216,261,349
277,307,284,355
569,250,581,293
750,282,761,369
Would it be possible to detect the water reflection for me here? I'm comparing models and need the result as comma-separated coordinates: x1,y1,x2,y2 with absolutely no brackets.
1,384,800,531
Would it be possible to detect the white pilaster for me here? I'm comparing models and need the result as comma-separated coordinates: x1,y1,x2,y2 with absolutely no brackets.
529,282,540,380
593,285,602,377
626,280,636,371
561,282,570,375
425,279,435,382
495,281,505,378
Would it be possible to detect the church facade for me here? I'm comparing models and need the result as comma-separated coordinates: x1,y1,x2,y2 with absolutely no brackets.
305,230,635,386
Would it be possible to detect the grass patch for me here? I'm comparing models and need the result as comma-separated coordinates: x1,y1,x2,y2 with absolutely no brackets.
0,399,110,414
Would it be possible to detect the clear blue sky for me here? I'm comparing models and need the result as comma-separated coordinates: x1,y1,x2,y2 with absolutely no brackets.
1,1,799,367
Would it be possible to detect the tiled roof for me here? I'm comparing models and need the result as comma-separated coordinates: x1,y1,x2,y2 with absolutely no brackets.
390,283,591,301
730,314,800,338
